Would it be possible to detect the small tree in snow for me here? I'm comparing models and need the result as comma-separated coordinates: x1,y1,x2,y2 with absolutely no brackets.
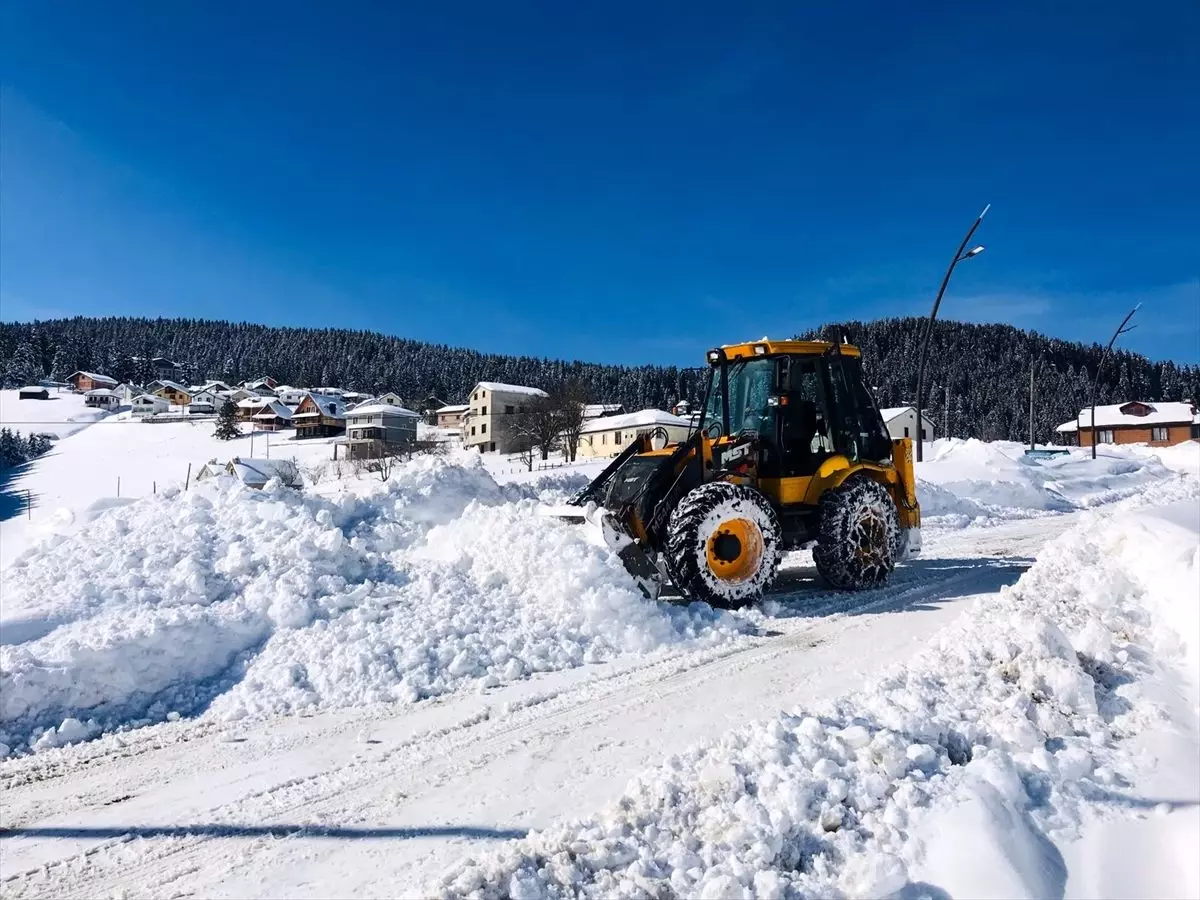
214,399,241,441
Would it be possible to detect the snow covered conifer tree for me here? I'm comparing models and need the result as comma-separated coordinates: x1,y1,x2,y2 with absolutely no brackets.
214,399,241,441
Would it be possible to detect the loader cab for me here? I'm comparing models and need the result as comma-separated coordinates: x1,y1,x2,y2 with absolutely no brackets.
698,342,892,481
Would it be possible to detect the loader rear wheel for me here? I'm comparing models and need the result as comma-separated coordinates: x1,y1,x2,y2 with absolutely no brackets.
665,481,782,608
813,477,900,590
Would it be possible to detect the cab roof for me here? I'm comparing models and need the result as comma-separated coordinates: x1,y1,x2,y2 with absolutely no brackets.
710,340,861,361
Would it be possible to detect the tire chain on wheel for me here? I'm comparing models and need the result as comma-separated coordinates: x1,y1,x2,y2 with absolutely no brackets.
665,481,782,608
812,476,900,590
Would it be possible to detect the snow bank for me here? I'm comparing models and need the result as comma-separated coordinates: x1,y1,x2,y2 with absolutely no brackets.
1,457,742,753
916,438,1190,526
434,485,1200,899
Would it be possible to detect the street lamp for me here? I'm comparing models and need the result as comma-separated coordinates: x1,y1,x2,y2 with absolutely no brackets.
915,205,990,462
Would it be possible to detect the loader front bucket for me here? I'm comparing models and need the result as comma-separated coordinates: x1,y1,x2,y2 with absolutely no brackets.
539,503,661,601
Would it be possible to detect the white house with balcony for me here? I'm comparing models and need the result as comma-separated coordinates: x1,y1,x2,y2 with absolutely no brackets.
339,402,420,459
463,382,548,454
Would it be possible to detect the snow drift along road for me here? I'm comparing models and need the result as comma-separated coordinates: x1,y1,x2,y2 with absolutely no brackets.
434,487,1200,899
0,458,743,755
0,442,1191,758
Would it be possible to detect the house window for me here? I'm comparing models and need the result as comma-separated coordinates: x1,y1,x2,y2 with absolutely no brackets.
920,429,927,440
481,423,487,434
505,405,514,414
602,434,607,445
482,405,487,415
471,426,476,435
1098,429,1115,444
1151,426,1169,442
903,427,910,438
614,431,622,444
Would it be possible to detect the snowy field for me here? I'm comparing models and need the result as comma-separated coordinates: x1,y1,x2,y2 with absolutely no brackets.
1,392,1197,898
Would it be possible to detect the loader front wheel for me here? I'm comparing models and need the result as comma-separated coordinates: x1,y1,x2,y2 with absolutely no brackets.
665,481,782,608
813,477,900,590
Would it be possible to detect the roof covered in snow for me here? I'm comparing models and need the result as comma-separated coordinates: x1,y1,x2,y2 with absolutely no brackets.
228,458,295,486
84,388,117,397
346,402,420,419
293,392,346,419
1056,401,1197,432
153,380,190,394
69,371,117,385
19,386,48,393
580,409,690,434
436,403,470,414
475,382,548,398
237,396,271,409
878,406,936,424
583,403,625,418
252,401,293,420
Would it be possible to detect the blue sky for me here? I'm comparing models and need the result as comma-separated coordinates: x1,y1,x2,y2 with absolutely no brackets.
2,1,1197,365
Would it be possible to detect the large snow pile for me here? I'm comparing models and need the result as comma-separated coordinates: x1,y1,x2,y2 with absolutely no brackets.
916,438,1188,526
434,487,1199,899
0,457,742,754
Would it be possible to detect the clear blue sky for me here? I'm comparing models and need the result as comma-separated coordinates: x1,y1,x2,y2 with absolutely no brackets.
2,1,1197,366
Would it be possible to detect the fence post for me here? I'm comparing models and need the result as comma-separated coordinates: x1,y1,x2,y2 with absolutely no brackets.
117,476,121,497
27,490,32,520
153,480,157,495
185,462,192,491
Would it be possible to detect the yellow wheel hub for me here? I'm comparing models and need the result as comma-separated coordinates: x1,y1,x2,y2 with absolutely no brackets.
705,517,764,583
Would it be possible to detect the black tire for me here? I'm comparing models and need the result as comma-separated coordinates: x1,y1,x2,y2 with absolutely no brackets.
813,477,900,590
664,481,782,608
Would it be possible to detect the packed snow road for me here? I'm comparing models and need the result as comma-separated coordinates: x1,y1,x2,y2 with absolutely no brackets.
0,516,1070,898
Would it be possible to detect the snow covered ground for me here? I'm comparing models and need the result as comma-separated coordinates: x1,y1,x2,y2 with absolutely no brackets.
0,407,1197,898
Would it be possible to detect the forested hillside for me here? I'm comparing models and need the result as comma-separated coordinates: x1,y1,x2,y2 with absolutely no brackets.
2,316,1196,442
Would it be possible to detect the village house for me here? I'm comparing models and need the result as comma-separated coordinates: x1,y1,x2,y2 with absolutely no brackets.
236,396,272,421
577,409,693,458
67,371,118,393
131,394,169,417
18,386,49,400
242,376,279,393
274,386,308,406
292,392,346,439
463,382,548,454
252,400,294,432
436,403,469,429
1056,401,1198,447
84,388,121,410
186,388,220,409
878,406,937,442
152,380,193,405
338,402,420,459
201,380,234,394
151,357,182,381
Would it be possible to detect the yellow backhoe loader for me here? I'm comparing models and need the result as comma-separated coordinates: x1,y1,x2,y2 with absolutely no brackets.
557,339,921,607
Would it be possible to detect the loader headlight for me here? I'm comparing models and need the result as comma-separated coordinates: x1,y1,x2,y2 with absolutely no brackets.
707,349,722,363
753,344,767,355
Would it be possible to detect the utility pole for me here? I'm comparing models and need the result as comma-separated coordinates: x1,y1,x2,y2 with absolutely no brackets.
1088,306,1140,459
915,204,990,461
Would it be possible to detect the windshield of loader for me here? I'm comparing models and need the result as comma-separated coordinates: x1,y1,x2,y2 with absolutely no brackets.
701,358,775,437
